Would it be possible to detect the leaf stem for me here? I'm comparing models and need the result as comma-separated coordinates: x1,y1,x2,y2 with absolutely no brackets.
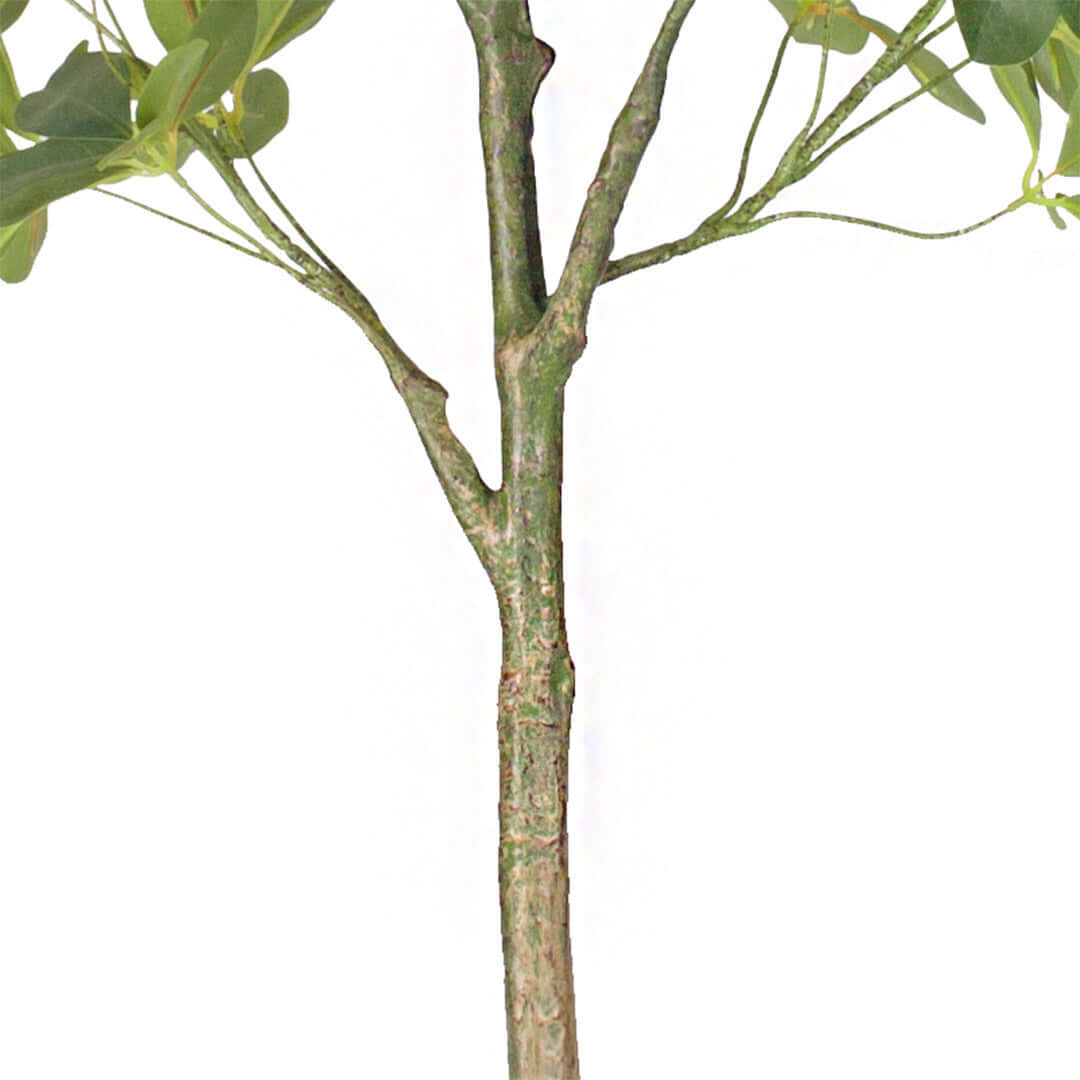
90,0,129,88
166,166,289,268
910,14,957,55
803,57,975,179
713,28,793,221
102,0,136,58
60,0,125,49
182,119,325,276
804,1,835,136
752,201,1022,240
93,187,292,272
240,148,348,280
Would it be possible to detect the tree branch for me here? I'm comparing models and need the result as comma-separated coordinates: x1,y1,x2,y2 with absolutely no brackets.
601,0,953,286
322,276,501,569
801,0,948,159
185,122,499,569
458,0,553,348
546,0,697,331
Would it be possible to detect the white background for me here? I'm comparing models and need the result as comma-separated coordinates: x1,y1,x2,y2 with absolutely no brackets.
2,2,1078,1076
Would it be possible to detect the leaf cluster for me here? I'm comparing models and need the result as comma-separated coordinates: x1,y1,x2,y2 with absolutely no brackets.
0,0,329,281
765,0,1080,223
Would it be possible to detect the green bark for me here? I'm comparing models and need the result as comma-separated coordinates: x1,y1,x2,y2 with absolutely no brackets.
454,3,696,1072
491,330,581,1078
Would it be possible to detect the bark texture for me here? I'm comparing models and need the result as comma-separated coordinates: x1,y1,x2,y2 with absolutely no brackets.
491,332,581,1078
450,3,696,1074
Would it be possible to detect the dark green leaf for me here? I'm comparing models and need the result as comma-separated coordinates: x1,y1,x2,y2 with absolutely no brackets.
1057,87,1080,174
0,0,29,34
1032,34,1080,110
144,0,203,51
954,0,1062,65
15,46,132,140
859,15,985,123
135,38,208,130
766,0,869,54
253,0,333,64
220,66,288,156
0,138,130,226
1062,1,1080,36
0,205,46,282
183,0,259,115
992,61,1042,158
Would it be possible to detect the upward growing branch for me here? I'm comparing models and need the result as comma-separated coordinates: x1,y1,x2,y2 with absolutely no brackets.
458,0,554,348
548,0,697,332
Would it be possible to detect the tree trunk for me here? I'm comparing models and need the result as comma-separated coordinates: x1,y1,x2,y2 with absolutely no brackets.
493,333,581,1078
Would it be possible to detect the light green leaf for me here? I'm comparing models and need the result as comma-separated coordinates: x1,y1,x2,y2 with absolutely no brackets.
1032,33,1080,111
1057,86,1080,174
0,33,21,132
1060,194,1080,218
992,61,1042,158
1046,201,1067,227
0,138,131,226
253,0,333,64
135,38,208,130
766,0,869,54
0,205,46,282
144,0,203,51
183,0,259,115
0,0,29,34
15,46,132,140
220,66,288,156
954,0,1062,65
859,15,985,123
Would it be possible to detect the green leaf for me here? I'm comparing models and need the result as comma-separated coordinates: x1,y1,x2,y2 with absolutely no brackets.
15,45,132,140
1046,201,1067,227
253,0,333,64
0,117,42,282
0,205,47,282
0,33,21,132
182,0,258,115
221,66,288,156
1063,1,1080,36
954,0,1062,65
859,15,985,123
0,138,131,226
1057,87,1080,174
1032,33,1080,111
144,0,203,51
766,0,869,54
992,61,1042,158
0,0,29,34
135,38,208,130
1060,194,1080,218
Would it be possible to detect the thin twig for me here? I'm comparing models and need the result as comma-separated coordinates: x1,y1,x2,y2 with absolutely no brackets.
166,167,291,268
94,187,292,271
242,150,348,280
101,0,136,57
803,57,975,179
753,202,1020,240
803,1,835,136
60,0,125,49
712,28,793,222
